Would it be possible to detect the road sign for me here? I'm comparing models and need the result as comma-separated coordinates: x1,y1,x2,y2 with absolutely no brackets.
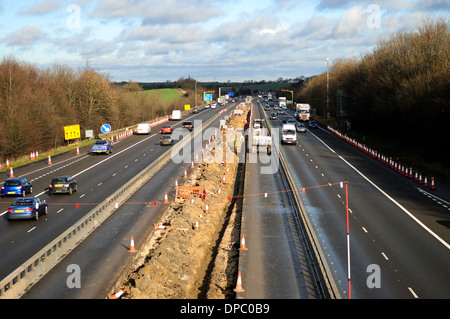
64,125,81,140
204,93,212,102
101,124,111,134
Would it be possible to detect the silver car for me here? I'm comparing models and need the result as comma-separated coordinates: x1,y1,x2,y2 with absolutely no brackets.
296,123,307,133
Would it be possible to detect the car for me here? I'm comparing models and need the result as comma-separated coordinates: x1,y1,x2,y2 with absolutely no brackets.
92,139,112,154
161,125,173,134
192,108,198,114
309,121,318,129
160,135,174,146
269,112,278,120
7,197,47,221
282,116,291,124
182,121,194,131
296,123,307,133
277,109,285,115
287,119,296,125
1,177,32,197
135,123,151,135
48,176,77,195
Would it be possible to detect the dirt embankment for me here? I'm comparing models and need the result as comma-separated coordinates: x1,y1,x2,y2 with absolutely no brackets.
120,105,250,299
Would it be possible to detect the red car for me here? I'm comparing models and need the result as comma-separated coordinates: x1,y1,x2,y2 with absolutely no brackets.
161,125,173,134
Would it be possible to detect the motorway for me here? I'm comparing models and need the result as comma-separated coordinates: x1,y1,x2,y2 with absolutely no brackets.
3,97,450,299
0,101,233,298
240,99,450,299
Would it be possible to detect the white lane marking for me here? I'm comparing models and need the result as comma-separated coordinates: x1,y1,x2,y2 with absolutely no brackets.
308,129,450,251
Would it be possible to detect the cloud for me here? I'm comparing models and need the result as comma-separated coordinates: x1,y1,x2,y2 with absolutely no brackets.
20,0,61,16
5,26,47,47
92,0,223,24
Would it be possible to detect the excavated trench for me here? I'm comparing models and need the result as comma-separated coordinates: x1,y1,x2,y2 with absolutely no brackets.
112,105,250,299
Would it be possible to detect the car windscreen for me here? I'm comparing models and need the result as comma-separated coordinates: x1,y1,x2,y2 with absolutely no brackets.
4,180,21,186
95,141,107,145
52,177,68,183
12,199,34,206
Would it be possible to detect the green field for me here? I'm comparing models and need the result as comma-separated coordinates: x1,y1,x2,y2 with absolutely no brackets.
138,88,182,101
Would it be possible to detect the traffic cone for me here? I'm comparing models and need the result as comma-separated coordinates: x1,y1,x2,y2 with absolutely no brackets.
217,187,221,195
110,288,127,299
234,271,245,293
9,167,14,177
175,179,178,187
48,155,52,165
30,152,35,160
205,203,209,214
36,150,39,158
222,175,226,184
154,224,168,230
191,160,194,168
423,176,428,187
239,234,248,251
77,147,80,155
164,192,169,203
194,219,199,231
129,236,136,252
6,159,9,168
430,177,436,190
184,169,188,178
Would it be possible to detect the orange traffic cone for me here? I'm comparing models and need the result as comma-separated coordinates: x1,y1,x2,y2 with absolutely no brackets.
184,169,188,178
175,179,178,187
430,177,436,190
164,192,169,203
194,219,199,231
191,160,195,168
48,155,52,165
234,271,245,293
154,224,168,230
110,288,127,299
129,236,136,252
239,234,248,250
6,159,9,168
222,175,226,184
9,167,14,177
76,147,80,155
423,176,428,187
205,203,209,214
217,187,221,195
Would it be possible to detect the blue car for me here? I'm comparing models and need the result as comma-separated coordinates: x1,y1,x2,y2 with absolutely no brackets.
7,197,48,221
1,177,33,198
91,140,112,154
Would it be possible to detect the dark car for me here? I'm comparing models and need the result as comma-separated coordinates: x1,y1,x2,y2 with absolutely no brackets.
160,135,174,146
1,177,32,197
182,121,194,131
7,197,48,221
48,176,77,195
309,121,318,129
92,139,112,154
269,112,278,120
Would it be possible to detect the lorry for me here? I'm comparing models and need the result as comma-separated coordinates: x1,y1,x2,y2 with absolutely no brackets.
295,103,311,121
135,123,151,135
278,97,287,109
251,127,272,154
281,124,297,144
171,110,182,120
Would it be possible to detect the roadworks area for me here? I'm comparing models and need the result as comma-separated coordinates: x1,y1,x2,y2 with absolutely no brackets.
114,104,250,299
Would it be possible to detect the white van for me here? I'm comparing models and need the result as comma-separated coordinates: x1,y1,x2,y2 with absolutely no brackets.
135,123,151,135
281,124,297,144
171,110,182,120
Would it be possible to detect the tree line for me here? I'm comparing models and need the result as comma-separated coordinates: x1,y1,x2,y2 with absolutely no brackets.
0,59,202,160
297,18,449,162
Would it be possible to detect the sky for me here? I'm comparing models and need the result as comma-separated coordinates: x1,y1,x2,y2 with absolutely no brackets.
0,0,448,82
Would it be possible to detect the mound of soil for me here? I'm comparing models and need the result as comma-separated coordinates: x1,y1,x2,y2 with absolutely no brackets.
120,104,250,299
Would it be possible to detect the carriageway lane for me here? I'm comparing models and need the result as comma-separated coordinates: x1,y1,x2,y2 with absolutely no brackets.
271,108,450,298
237,101,323,299
22,102,238,298
0,104,231,282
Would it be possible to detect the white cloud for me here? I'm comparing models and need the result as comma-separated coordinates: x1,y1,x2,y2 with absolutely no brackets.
5,26,46,47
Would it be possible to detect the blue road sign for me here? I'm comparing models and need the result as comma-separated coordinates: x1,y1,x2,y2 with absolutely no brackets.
101,124,111,134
